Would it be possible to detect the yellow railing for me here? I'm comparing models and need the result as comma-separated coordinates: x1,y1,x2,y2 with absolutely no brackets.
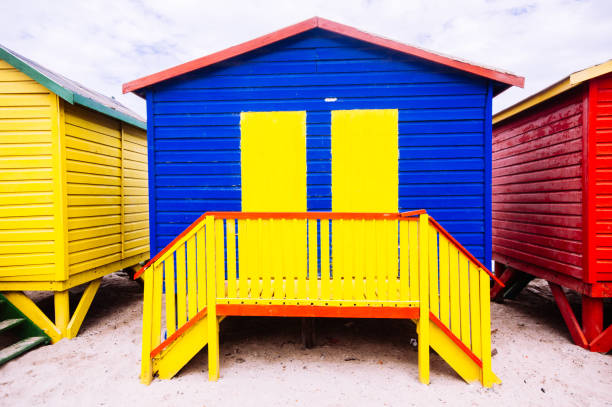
139,211,500,387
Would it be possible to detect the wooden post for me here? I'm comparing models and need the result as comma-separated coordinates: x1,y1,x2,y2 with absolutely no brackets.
582,295,603,343
417,213,430,384
205,215,219,381
140,270,154,384
54,290,70,338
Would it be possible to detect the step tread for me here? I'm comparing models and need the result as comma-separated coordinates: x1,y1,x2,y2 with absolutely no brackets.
0,318,24,333
0,336,48,365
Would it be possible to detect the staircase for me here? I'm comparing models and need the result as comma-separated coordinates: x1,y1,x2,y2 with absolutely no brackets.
136,210,503,387
0,293,50,365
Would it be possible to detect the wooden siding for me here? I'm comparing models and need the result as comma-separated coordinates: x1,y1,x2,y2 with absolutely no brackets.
492,89,586,281
0,60,58,282
65,104,148,275
591,73,612,283
148,30,490,261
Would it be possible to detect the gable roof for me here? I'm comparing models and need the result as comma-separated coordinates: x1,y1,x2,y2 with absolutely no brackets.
123,16,524,96
0,44,146,130
494,59,612,125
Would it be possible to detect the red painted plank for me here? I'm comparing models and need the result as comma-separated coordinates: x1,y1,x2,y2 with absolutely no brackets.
492,202,582,216
492,217,583,238
493,245,583,280
492,165,582,186
123,17,524,94
216,304,420,319
493,228,582,254
494,139,583,170
548,282,588,348
492,152,582,178
492,179,582,195
494,191,582,204
493,237,582,267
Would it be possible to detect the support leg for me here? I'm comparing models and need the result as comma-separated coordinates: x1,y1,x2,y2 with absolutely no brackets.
66,279,102,339
301,317,316,349
548,282,588,348
590,324,612,353
54,290,70,338
490,267,516,302
207,313,219,381
493,261,506,278
582,296,603,343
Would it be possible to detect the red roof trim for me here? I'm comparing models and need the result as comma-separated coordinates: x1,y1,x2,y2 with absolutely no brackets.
123,16,524,94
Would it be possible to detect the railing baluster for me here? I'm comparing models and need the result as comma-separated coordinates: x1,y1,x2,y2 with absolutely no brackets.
479,268,494,387
297,218,307,301
176,246,187,326
272,219,284,300
469,262,482,358
196,228,206,310
418,213,430,385
375,220,386,301
285,219,296,300
320,219,330,301
308,219,318,300
354,219,366,301
439,235,450,327
238,219,248,299
387,220,398,301
399,219,409,301
459,254,471,347
226,220,237,300
408,220,419,302
187,237,197,319
165,259,176,336
365,220,376,302
449,245,461,338
429,225,439,318
261,219,272,300
215,219,226,300
151,264,163,349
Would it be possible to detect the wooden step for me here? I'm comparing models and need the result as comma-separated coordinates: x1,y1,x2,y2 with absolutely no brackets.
0,336,48,365
0,318,24,333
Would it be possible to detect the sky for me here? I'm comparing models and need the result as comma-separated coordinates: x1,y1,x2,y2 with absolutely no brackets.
1,0,611,118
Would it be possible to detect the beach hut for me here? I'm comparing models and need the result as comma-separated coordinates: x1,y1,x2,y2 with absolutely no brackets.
123,17,523,266
491,60,612,353
0,44,149,349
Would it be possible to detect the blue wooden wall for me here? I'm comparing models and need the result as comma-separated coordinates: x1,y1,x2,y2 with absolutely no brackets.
145,29,493,265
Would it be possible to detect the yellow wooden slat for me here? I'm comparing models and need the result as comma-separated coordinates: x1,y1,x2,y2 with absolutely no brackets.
238,219,249,299
479,269,496,387
66,148,121,168
65,135,120,158
429,226,439,318
271,219,283,299
459,254,471,347
0,156,52,169
376,220,387,301
65,123,121,148
449,245,461,338
164,257,176,336
320,219,330,300
0,94,51,106
0,118,51,131
365,220,376,302
399,220,409,301
66,159,121,177
0,144,52,157
284,220,296,300
151,264,164,349
0,106,49,119
140,269,154,384
0,81,48,93
0,216,53,230
296,219,307,301
196,228,206,311
0,228,53,242
205,215,219,381
0,168,52,181
67,171,121,187
260,220,272,299
226,220,237,300
0,240,54,254
67,214,119,230
68,234,120,254
353,219,365,301
439,235,450,327
64,104,120,137
417,213,430,384
124,228,148,242
187,237,197,319
0,180,53,193
176,245,187,327
67,205,120,218
67,224,120,242
331,220,343,300
387,220,398,301
67,184,120,196
215,219,226,299
0,203,53,218
308,219,318,300
68,243,120,265
469,263,482,358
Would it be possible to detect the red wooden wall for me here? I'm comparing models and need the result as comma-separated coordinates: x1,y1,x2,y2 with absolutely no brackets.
492,87,587,286
590,73,612,284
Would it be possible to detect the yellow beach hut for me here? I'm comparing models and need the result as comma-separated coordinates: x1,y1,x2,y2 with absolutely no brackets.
0,44,149,347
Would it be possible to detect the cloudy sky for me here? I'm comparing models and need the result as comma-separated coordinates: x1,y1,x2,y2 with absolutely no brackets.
1,0,610,118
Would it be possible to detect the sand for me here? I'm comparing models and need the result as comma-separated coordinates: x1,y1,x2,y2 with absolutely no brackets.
0,273,610,407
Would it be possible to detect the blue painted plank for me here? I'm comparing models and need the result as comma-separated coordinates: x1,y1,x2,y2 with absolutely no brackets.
155,163,240,175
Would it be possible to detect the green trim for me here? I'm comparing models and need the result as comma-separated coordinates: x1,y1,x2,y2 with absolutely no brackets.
0,47,74,103
73,94,146,130
0,49,146,130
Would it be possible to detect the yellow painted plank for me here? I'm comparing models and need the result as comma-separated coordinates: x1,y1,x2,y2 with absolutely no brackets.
0,216,53,229
67,234,120,253
65,135,120,158
164,257,176,336
124,203,148,214
196,228,206,311
66,159,121,177
140,270,154,384
215,219,226,299
331,109,398,212
67,205,120,218
67,214,120,230
308,219,318,300
0,240,54,254
0,263,55,277
0,143,52,156
399,220,409,301
54,290,69,337
205,215,219,381
376,220,387,301
151,266,164,352
0,118,50,132
124,236,148,251
449,246,461,338
237,219,248,299
387,220,398,301
271,220,283,299
0,180,52,193
175,245,187,327
0,203,53,218
67,224,120,242
187,237,197,319
469,263,482,358
429,226,439,318
226,220,237,299
459,255,471,347
67,195,120,206
353,220,365,301
68,252,122,275
64,104,120,137
124,228,148,242
439,235,450,326
66,172,121,187
123,220,149,233
408,220,419,302
0,81,48,93
0,156,52,169
479,269,497,387
0,252,55,267
66,148,121,168
320,219,330,300
240,111,306,212
0,106,50,119
0,228,54,242
123,160,148,172
260,220,272,299
0,168,52,181
65,123,121,148
67,184,120,196
0,94,51,106
417,213,430,384
68,243,120,265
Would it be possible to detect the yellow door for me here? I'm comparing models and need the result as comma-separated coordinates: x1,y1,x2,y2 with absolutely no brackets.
240,111,307,298
331,109,399,301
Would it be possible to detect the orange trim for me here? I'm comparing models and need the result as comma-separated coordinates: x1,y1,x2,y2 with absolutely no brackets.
429,312,483,368
400,209,427,217
206,211,404,220
216,304,420,319
150,307,208,358
123,17,523,94
134,212,208,279
429,217,504,287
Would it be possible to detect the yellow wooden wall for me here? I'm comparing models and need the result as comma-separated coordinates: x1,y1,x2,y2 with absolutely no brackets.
64,104,149,276
0,60,61,282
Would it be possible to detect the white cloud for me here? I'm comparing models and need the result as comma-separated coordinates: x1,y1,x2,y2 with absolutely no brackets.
1,0,610,117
